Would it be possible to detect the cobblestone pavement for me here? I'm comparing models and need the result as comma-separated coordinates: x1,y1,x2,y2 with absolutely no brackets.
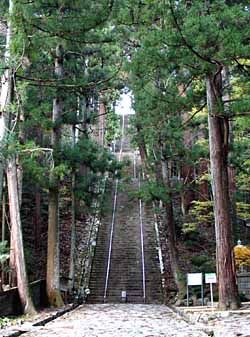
204,311,250,337
181,306,250,337
20,304,208,337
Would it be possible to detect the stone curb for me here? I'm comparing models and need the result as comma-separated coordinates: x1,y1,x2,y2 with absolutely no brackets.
169,305,214,336
1,303,80,337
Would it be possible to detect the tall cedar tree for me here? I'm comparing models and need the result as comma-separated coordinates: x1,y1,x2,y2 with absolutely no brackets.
13,0,120,306
0,0,35,314
126,0,249,308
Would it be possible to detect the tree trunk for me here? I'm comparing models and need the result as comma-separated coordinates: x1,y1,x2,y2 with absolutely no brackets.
46,44,64,307
1,188,6,290
181,113,195,215
7,157,36,314
34,185,41,251
222,66,238,239
181,164,195,215
9,229,17,287
198,159,209,201
98,95,106,146
0,0,14,287
161,159,185,299
0,0,35,313
69,124,76,291
136,124,147,168
47,187,63,306
10,155,23,288
206,69,240,310
0,0,13,207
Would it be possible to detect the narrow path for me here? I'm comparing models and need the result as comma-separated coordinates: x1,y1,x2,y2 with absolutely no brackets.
20,304,208,337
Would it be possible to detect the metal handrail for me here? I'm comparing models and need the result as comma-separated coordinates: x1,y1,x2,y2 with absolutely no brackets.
77,176,107,302
153,201,165,290
138,171,146,302
103,114,125,301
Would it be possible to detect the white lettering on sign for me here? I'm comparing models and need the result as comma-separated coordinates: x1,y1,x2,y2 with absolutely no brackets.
205,273,217,284
187,273,203,286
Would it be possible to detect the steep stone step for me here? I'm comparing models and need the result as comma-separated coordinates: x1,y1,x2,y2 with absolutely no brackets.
87,114,163,304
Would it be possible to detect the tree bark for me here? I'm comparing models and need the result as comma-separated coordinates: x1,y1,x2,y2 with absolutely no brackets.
206,69,240,310
46,44,64,307
181,113,195,215
1,188,6,290
68,124,76,291
222,66,238,238
161,159,185,299
0,0,35,314
10,157,23,288
181,164,195,215
47,187,63,306
34,185,41,251
0,0,14,288
198,159,209,201
98,95,106,146
7,157,36,314
0,0,13,207
136,124,147,168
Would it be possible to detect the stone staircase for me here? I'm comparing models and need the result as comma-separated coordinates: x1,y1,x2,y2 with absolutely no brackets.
105,179,144,303
87,179,163,304
87,114,162,304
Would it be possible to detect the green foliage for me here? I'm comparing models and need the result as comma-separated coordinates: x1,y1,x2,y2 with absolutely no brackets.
0,317,12,329
105,108,120,143
2,0,249,302
52,163,70,181
182,222,198,234
136,180,170,204
237,164,250,192
185,200,250,230
191,255,215,273
189,201,214,225
0,241,9,264
236,202,250,220
182,201,214,244
62,137,119,173
126,0,249,224
183,201,213,236
192,139,209,161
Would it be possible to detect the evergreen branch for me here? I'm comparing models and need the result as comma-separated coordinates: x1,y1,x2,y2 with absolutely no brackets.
178,76,195,97
231,112,250,117
16,65,121,90
234,58,250,74
65,49,102,58
25,1,115,44
92,110,111,120
30,21,114,44
181,102,207,127
30,22,114,44
169,1,215,65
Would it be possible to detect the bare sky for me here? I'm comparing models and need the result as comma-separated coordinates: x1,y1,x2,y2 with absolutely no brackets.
115,92,134,115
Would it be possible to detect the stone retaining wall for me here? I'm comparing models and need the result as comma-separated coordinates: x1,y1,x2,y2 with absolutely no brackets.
237,272,250,299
